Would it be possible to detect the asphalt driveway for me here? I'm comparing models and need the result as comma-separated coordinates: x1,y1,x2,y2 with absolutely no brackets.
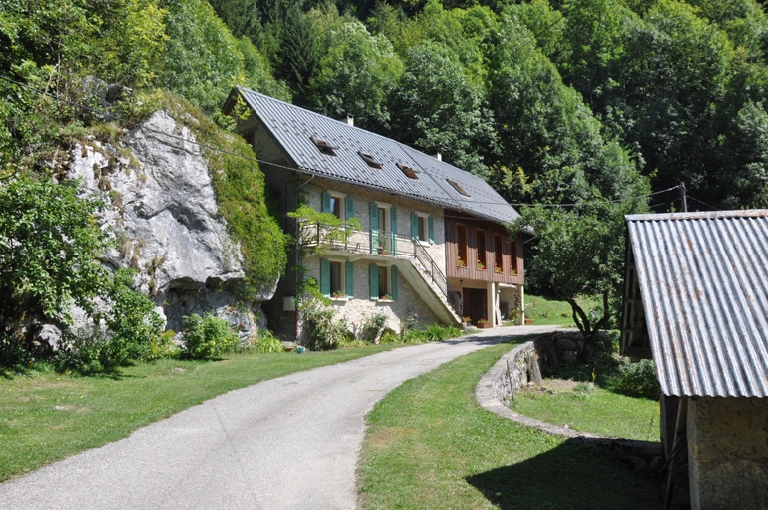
0,325,554,509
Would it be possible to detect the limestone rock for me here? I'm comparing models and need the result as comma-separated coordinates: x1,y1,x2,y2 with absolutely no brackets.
65,110,276,341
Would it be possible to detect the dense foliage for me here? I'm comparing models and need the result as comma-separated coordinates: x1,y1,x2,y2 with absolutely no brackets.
4,0,768,353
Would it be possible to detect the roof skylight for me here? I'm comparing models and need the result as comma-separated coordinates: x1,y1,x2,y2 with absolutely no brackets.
310,136,338,156
358,151,382,168
396,163,420,179
447,179,470,197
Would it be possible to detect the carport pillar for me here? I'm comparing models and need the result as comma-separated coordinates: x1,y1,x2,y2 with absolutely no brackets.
518,284,525,325
487,282,498,327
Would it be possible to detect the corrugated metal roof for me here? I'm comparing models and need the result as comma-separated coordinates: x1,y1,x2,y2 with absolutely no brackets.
236,87,519,224
626,210,768,397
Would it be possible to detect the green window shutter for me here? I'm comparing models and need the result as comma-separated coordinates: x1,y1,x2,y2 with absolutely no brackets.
390,208,398,255
369,264,379,299
391,265,399,301
321,192,331,213
345,261,354,298
320,259,330,297
345,197,355,221
411,212,418,239
428,217,434,244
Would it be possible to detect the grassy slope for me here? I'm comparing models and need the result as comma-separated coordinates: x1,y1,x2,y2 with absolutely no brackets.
523,294,602,327
359,341,657,510
512,383,660,441
0,346,395,481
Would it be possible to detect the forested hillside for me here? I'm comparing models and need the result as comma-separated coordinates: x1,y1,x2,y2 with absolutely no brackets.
2,0,768,359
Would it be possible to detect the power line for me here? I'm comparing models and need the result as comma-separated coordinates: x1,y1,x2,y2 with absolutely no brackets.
1,74,678,210
686,195,719,211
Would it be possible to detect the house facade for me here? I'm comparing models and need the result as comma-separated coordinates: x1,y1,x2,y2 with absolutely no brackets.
621,210,768,510
225,87,524,341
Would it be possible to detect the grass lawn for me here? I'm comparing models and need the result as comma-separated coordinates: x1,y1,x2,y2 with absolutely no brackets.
511,380,660,441
358,340,658,510
0,345,396,482
523,294,601,327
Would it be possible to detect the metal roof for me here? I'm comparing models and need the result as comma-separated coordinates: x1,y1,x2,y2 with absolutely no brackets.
234,87,519,225
625,210,768,397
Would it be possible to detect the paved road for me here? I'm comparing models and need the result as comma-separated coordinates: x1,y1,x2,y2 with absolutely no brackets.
0,326,554,510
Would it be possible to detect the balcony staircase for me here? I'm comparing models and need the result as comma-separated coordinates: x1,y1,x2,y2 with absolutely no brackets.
301,224,462,325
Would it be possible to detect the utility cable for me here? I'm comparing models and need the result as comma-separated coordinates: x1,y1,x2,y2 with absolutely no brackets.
0,74,680,210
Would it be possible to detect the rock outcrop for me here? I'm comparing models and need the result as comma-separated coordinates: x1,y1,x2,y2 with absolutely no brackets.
66,110,275,341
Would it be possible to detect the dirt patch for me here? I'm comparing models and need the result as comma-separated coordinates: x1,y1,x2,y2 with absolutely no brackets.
367,427,416,449
521,378,580,394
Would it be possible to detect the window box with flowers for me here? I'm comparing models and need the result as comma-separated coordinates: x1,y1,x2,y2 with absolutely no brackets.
377,294,393,302
494,264,503,273
457,258,467,268
476,318,492,328
476,261,486,270
330,291,347,301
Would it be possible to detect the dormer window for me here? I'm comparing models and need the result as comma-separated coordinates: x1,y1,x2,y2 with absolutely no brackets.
310,136,338,156
396,163,420,179
358,151,382,168
447,179,470,197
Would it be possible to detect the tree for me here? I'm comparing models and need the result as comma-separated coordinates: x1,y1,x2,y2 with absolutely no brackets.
513,199,647,360
274,2,320,103
0,174,110,332
388,41,497,178
488,15,639,206
309,20,403,129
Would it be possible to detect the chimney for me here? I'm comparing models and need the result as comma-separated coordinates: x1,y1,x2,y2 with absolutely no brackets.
345,114,354,127
436,151,442,161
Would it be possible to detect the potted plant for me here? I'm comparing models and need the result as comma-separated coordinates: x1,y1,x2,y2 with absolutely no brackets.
331,290,346,299
379,294,393,301
476,260,486,270
494,264,502,273
477,318,492,328
457,258,467,268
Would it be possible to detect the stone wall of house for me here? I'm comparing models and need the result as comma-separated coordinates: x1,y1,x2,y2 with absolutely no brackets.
688,397,768,510
303,180,446,271
304,254,440,336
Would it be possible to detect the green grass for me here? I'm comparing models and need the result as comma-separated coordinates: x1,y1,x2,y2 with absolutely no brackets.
511,381,660,441
0,345,395,482
358,340,658,510
524,294,601,327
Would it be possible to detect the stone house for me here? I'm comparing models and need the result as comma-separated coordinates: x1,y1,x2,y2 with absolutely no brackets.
621,210,768,510
224,87,525,340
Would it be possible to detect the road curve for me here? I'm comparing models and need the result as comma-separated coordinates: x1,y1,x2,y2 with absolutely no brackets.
0,326,555,510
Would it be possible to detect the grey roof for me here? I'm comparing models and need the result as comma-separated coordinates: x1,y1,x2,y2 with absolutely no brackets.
626,210,768,397
233,87,519,225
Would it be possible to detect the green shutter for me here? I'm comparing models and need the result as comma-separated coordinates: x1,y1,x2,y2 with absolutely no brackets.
428,217,434,244
390,208,397,255
345,197,355,221
320,259,330,297
345,262,354,298
321,192,331,213
411,212,418,239
391,265,399,301
369,264,379,299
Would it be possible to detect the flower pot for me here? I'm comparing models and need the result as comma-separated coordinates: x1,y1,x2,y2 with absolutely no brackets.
524,318,533,325
477,322,492,329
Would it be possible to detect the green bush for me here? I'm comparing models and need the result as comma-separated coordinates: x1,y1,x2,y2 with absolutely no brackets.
182,313,238,359
253,329,284,353
303,305,348,350
362,312,388,343
615,359,660,400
